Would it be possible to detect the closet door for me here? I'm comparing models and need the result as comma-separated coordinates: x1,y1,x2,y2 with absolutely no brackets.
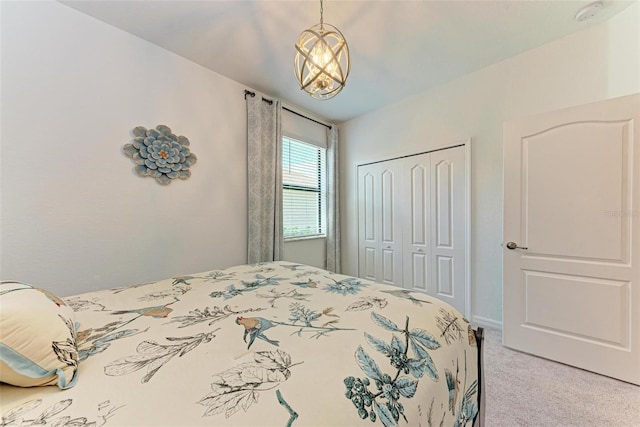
357,161,403,286
358,164,378,281
401,153,432,291
429,146,466,313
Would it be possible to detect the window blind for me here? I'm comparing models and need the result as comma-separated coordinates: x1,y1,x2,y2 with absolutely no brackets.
282,137,326,239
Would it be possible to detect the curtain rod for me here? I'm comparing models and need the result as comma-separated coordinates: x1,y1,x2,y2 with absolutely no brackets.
244,90,331,130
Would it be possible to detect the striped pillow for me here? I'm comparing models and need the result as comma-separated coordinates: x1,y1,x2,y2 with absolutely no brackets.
0,281,79,389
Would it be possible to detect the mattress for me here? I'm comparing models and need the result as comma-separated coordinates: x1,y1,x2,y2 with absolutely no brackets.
0,261,478,426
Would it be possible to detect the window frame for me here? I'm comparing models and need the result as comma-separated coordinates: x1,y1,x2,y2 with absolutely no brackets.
281,136,327,240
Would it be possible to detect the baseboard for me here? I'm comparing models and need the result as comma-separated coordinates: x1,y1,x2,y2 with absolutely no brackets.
471,315,502,331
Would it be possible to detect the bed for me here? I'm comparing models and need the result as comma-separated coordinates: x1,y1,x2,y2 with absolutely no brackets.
1,261,484,426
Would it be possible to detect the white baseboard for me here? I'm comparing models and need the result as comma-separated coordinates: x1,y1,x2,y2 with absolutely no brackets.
471,315,503,331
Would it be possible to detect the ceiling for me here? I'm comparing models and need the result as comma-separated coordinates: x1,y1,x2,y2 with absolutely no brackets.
60,0,635,123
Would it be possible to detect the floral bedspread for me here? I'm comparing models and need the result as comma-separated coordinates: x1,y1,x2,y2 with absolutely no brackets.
0,262,478,426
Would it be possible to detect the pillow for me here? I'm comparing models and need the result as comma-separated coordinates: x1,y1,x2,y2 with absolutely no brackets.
0,281,79,389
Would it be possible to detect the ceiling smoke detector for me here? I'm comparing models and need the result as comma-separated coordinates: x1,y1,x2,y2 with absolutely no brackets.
575,1,604,22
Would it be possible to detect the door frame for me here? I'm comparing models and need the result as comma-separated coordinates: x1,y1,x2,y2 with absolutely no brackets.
354,139,472,318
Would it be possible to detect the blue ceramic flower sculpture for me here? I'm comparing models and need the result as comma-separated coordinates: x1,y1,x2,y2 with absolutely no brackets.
123,125,197,185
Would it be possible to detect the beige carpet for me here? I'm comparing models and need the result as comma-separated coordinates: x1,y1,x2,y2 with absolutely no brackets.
482,328,640,427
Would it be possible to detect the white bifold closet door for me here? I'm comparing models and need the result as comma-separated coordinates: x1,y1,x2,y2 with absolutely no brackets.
357,146,466,313
357,159,404,286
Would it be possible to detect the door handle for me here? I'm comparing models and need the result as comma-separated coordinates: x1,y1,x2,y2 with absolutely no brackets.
506,241,528,250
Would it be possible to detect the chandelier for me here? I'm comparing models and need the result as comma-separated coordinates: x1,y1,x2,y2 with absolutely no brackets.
294,0,350,100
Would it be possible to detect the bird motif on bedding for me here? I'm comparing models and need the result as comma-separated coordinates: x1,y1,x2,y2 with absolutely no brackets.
110,298,177,319
0,262,479,427
235,316,280,349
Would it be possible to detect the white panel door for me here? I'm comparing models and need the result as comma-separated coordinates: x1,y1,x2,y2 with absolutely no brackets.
358,167,378,281
358,162,403,286
503,94,640,384
401,153,432,292
430,146,466,314
379,166,403,285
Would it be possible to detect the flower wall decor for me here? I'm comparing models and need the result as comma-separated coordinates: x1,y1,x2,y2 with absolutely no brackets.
123,125,197,185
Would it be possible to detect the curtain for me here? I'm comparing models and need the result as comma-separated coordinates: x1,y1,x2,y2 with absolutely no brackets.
326,125,341,273
246,94,283,263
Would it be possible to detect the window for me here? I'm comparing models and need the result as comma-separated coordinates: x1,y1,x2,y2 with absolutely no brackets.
282,136,326,239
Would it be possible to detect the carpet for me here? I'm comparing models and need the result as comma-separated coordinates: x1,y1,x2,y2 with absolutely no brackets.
482,328,640,426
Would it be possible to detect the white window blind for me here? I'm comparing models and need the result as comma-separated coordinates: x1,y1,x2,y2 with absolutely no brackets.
282,136,326,239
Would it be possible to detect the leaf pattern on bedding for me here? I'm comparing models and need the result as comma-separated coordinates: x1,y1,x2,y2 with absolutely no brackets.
2,261,479,427
137,285,191,302
279,264,307,271
380,289,433,306
346,296,388,312
167,305,265,328
342,313,442,426
256,288,311,308
324,276,367,296
1,399,123,427
293,269,322,278
52,315,79,371
109,281,155,295
77,319,148,361
171,276,198,286
209,274,287,300
276,390,298,427
452,351,479,427
200,270,237,282
104,330,219,383
197,350,300,419
64,298,107,312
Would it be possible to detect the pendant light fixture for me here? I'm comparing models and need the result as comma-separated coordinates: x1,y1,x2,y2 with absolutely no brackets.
294,0,350,100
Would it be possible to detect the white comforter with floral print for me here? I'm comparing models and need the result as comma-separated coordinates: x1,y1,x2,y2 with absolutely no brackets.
1,262,478,426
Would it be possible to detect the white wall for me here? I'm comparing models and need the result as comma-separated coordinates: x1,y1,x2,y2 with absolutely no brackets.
339,2,640,327
0,1,251,296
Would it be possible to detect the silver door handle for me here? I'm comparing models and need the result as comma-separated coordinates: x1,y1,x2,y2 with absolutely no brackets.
506,241,528,250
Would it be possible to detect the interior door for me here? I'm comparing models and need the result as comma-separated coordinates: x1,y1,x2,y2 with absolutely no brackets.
401,153,432,292
430,146,466,314
358,161,403,286
503,94,640,385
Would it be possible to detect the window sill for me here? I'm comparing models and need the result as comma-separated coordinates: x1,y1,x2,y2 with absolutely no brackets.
284,235,326,243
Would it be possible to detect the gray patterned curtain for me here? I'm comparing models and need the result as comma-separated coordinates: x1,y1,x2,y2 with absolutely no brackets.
326,125,341,273
246,94,283,263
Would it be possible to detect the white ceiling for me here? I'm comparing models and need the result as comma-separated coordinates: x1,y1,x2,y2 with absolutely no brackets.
60,0,635,123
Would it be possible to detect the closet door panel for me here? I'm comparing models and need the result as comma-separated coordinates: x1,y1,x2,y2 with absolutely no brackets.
379,166,403,286
358,167,378,281
436,255,454,295
358,161,403,286
410,252,427,290
430,146,466,313
434,160,453,248
402,154,431,291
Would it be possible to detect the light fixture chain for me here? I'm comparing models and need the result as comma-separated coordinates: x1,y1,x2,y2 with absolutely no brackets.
320,0,324,29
